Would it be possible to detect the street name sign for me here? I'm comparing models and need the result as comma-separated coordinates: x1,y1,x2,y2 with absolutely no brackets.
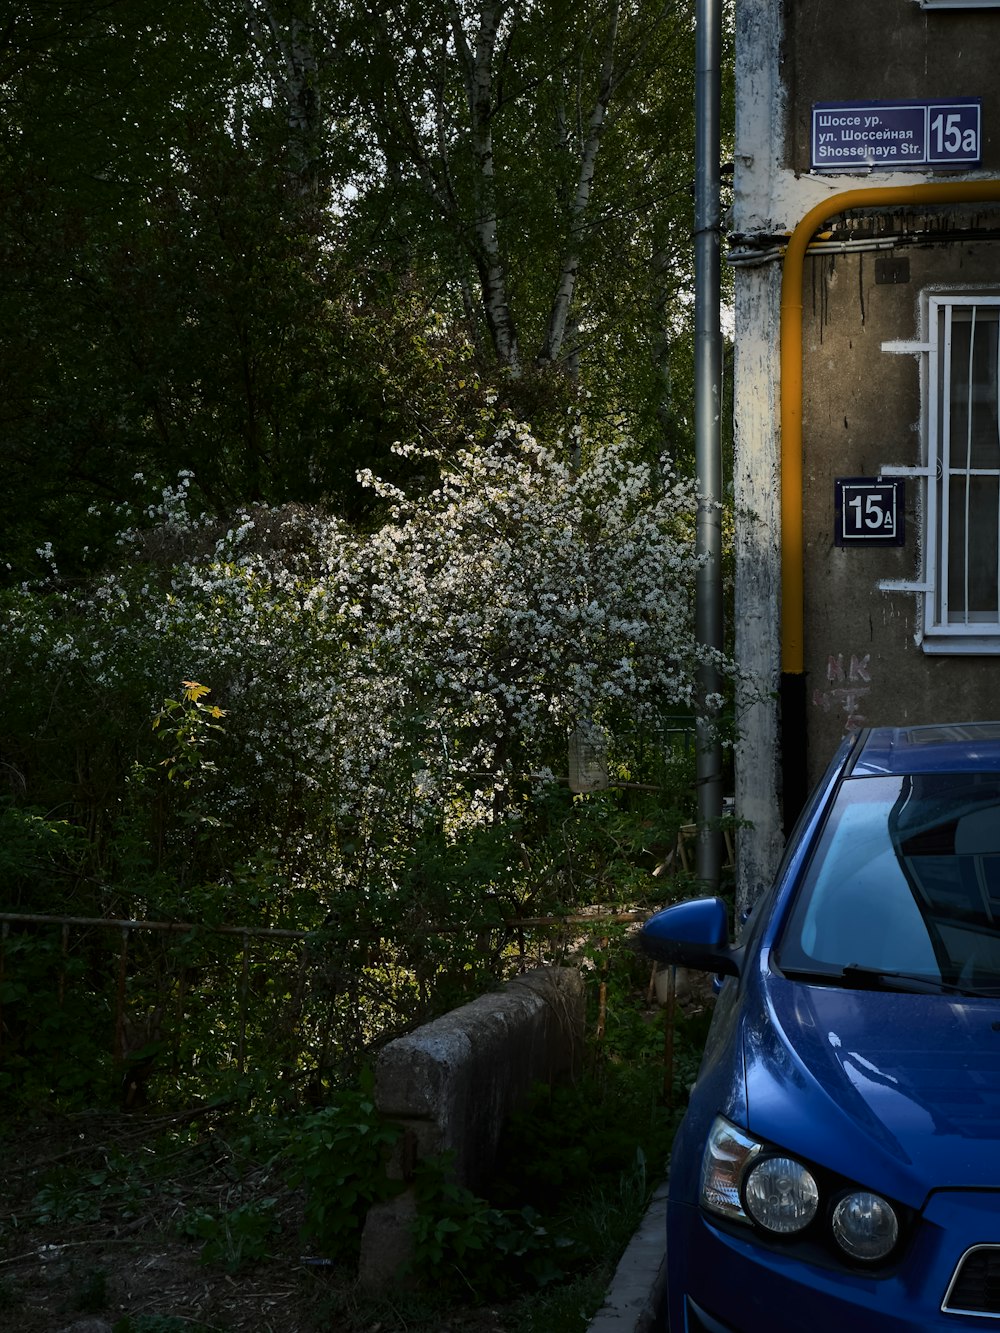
812,99,981,170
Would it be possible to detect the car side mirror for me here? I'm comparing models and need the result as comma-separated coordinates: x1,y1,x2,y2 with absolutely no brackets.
640,896,741,977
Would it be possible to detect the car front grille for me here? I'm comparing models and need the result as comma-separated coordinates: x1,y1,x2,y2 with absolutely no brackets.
943,1245,1000,1317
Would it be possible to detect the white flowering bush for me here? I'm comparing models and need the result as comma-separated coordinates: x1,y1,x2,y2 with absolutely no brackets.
336,423,714,801
0,423,732,1096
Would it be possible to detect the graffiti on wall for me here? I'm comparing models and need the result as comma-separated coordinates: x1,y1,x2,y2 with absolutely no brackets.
812,652,871,731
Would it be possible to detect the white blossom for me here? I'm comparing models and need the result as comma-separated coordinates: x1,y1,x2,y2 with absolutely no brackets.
2,435,745,891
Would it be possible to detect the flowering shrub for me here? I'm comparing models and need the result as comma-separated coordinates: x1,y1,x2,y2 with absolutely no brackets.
0,423,732,1096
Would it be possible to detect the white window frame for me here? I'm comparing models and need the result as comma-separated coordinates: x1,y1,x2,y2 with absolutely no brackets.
880,290,1000,650
917,1,1000,9
922,292,1000,653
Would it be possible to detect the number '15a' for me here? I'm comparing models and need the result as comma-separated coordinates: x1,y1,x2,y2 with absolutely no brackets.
930,112,977,156
848,493,893,530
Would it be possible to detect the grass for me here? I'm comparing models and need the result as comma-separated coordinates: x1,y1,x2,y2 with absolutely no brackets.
0,953,714,1332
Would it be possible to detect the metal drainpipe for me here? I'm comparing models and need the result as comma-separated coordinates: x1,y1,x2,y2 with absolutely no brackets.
779,179,1000,828
694,0,724,888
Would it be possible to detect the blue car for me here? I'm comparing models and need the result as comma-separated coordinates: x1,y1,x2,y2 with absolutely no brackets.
641,722,1000,1332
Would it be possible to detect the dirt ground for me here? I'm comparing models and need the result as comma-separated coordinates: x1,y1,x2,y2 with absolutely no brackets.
0,1111,515,1333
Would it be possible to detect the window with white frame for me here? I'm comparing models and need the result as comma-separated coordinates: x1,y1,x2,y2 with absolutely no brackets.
924,294,1000,651
918,1,1000,9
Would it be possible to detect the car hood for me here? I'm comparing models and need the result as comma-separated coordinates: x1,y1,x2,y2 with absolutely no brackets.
743,968,1000,1203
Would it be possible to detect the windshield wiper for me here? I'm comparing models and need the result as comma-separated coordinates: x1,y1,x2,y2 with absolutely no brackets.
778,962,1000,997
838,964,1000,998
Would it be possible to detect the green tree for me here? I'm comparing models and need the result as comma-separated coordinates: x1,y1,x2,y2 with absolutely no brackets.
0,2,492,575
0,0,725,577
338,0,702,441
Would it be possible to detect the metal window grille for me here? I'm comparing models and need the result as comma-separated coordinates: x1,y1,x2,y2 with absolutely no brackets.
925,296,1000,648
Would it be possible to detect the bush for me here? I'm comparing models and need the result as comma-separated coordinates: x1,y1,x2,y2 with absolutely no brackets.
409,1155,579,1300
0,425,733,1103
286,1075,404,1259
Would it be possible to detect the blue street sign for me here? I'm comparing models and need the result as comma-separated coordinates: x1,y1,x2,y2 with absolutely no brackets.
812,99,980,171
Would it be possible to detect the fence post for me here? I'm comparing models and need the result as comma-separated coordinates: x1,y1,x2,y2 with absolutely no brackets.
58,922,70,1008
114,926,130,1063
237,931,250,1072
0,922,7,1059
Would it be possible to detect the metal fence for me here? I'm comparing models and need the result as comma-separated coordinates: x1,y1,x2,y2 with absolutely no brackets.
0,906,650,1107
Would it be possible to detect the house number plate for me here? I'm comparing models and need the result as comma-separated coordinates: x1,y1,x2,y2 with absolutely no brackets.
835,477,905,547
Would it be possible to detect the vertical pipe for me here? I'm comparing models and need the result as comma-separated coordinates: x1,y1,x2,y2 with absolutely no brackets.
663,965,676,1107
58,922,69,1008
694,0,724,888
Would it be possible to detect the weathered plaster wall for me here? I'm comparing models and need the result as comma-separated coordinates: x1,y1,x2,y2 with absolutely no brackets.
787,2,1000,177
732,0,788,903
801,238,1000,781
732,262,785,899
733,0,1000,891
730,0,975,243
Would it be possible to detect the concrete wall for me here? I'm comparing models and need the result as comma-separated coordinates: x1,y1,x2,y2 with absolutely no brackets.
732,0,790,906
358,965,585,1288
732,0,1000,882
786,2,1000,176
786,0,1000,784
801,235,1000,782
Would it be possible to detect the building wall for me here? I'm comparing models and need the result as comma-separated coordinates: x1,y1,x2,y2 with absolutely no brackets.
732,0,788,901
732,0,1000,898
801,237,1000,780
786,4,1000,175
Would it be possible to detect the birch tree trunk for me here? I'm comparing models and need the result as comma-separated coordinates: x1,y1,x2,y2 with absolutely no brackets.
247,0,323,194
538,0,621,369
339,0,700,415
450,1,521,373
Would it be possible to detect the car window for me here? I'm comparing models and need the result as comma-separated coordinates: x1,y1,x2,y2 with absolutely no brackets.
778,772,1000,987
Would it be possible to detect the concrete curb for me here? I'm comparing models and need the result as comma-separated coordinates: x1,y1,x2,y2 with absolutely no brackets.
585,1179,668,1332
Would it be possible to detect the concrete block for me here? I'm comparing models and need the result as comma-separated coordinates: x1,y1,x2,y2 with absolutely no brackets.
358,1190,419,1292
375,965,584,1191
358,965,585,1288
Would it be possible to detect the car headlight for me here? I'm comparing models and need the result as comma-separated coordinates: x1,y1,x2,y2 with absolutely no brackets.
701,1119,819,1233
744,1155,820,1233
831,1190,899,1261
699,1116,900,1261
699,1117,761,1221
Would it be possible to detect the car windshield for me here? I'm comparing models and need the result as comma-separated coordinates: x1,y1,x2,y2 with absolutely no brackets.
777,771,1000,992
